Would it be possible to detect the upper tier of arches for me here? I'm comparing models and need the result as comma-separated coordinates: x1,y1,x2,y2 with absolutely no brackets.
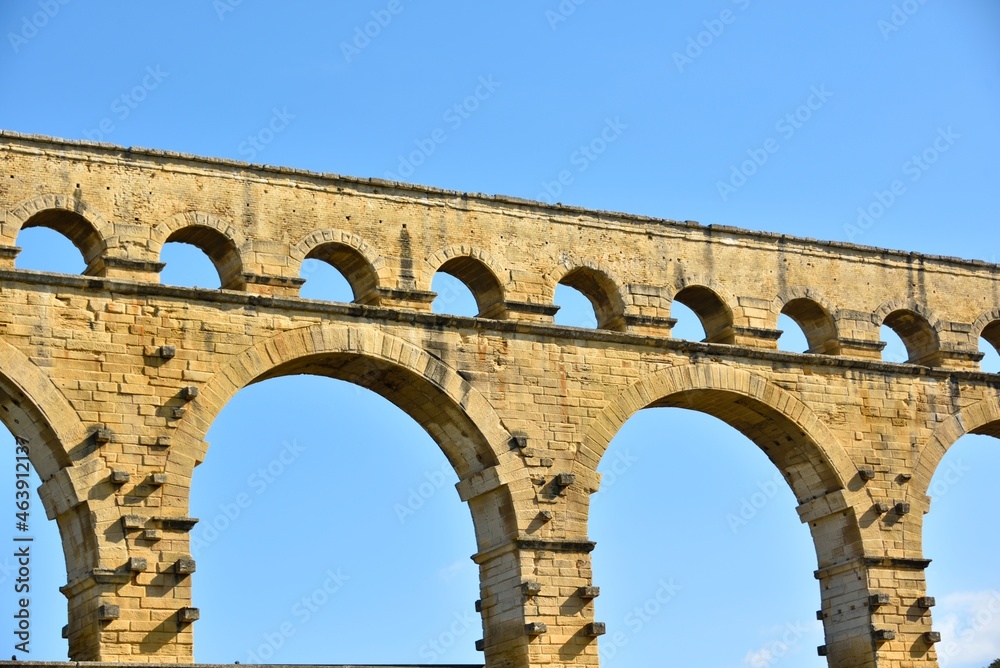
4,196,999,373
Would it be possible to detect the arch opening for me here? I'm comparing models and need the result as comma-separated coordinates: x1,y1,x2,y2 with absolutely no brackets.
591,406,827,666
16,209,105,274
672,286,734,344
981,321,1000,373
882,309,940,366
161,226,243,290
922,430,1000,666
191,373,483,664
435,256,505,318
780,298,839,354
554,282,598,329
557,267,626,331
302,242,379,304
432,271,481,318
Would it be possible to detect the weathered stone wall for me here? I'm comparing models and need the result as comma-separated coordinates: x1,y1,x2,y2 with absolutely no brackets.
1,132,998,667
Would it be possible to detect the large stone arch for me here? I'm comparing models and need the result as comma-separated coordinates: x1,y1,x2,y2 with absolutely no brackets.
579,363,859,503
545,257,630,331
912,394,1000,503
172,322,523,550
0,338,106,589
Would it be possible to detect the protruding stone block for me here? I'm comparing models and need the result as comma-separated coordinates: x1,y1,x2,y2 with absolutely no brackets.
128,557,148,572
181,385,199,400
174,557,197,575
178,607,200,623
121,515,144,530
522,581,542,596
579,586,601,600
150,473,168,486
474,599,482,612
110,470,130,485
475,639,485,652
525,622,547,636
895,502,911,515
94,427,113,444
143,529,162,541
555,472,576,488
868,593,890,607
858,466,875,481
873,629,895,642
923,631,941,644
585,622,606,637
917,596,936,608
158,345,176,359
98,604,120,621
817,645,828,656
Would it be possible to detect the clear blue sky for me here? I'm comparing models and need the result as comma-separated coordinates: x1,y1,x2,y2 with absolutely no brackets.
1,1,998,666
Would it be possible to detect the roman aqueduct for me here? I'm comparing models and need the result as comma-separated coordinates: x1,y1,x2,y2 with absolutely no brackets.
0,131,998,667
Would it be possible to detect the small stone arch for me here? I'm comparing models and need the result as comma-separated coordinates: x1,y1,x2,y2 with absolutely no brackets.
672,277,737,344
153,212,247,289
547,258,629,331
774,288,841,354
427,245,508,318
874,299,943,366
973,309,1000,361
4,194,113,272
292,228,388,303
579,363,859,504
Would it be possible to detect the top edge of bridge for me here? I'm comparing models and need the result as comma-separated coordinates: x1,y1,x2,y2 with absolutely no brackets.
0,664,484,668
1,129,997,273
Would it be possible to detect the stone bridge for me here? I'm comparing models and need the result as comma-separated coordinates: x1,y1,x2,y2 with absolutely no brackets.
1,131,998,667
